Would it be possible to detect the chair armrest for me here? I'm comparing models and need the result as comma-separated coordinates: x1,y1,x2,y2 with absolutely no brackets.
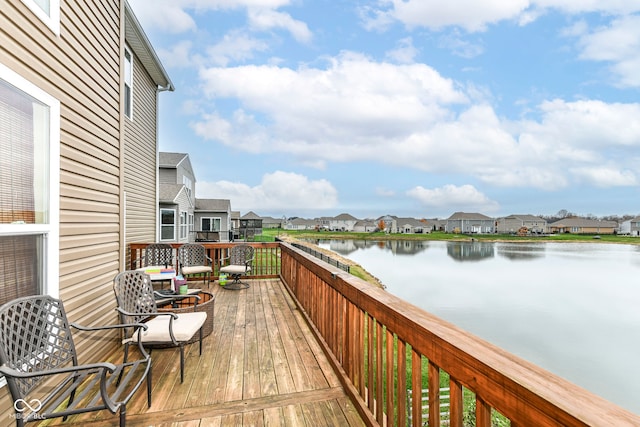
153,291,201,302
116,307,178,319
71,322,148,333
0,361,118,379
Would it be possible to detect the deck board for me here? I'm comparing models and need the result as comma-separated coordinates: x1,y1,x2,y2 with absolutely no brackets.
44,279,364,427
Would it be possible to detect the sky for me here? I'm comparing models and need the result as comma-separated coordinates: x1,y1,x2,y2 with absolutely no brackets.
128,0,640,220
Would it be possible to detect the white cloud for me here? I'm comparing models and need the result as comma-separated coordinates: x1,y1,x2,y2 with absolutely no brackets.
247,9,312,43
363,0,640,33
385,37,419,64
196,171,338,211
407,184,500,212
574,15,640,87
191,53,640,190
570,166,638,187
206,30,270,66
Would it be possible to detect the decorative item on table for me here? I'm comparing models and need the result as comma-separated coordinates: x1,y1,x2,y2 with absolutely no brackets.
173,274,187,293
219,273,227,286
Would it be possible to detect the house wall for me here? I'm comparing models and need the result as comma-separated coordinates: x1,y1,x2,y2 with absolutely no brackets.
124,54,158,244
0,0,125,419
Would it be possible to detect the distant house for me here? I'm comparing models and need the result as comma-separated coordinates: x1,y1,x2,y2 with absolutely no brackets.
619,216,640,236
330,213,359,231
446,212,495,234
158,152,195,243
261,216,284,229
396,217,429,234
548,218,618,235
231,210,240,238
376,215,396,233
194,198,232,242
285,218,317,230
353,220,377,233
496,215,547,234
239,211,263,240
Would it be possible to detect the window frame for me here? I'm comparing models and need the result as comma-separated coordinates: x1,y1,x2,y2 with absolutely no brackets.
20,0,60,35
0,62,60,299
201,217,221,232
124,46,133,120
179,211,188,240
160,208,176,241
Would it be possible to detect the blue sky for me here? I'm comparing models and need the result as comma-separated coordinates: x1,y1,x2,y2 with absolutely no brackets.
129,0,640,220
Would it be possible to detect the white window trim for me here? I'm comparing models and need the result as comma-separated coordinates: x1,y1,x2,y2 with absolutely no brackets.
124,46,133,120
0,62,60,298
21,0,60,36
201,217,222,232
160,208,176,241
179,211,188,240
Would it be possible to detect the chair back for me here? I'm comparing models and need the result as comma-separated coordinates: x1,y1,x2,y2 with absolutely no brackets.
143,243,174,267
178,243,209,267
113,271,158,328
0,295,78,397
229,244,254,266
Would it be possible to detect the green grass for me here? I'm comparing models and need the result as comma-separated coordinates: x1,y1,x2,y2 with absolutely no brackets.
264,228,639,245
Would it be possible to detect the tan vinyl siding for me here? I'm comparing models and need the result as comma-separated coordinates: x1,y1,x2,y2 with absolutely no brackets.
124,53,158,244
1,1,123,416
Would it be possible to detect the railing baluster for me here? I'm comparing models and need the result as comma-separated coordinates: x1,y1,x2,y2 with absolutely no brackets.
429,362,441,427
411,350,422,427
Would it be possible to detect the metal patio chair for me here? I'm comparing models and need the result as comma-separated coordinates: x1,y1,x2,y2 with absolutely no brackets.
113,270,207,383
219,244,255,290
136,243,174,268
177,243,213,286
0,295,151,427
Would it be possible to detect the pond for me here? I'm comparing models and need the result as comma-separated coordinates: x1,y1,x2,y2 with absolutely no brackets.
311,239,640,415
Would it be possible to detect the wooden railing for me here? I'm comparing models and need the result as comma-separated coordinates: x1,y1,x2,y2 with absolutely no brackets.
128,242,281,279
277,241,640,427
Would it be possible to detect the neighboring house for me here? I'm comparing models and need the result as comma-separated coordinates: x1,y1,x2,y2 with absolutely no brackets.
158,152,196,243
353,219,377,232
548,218,618,235
239,211,263,240
330,213,359,231
0,0,169,406
496,214,547,234
124,5,174,246
428,219,447,232
446,212,495,233
194,198,232,242
396,217,429,234
261,216,285,229
377,215,397,233
285,218,318,230
619,216,640,236
231,210,240,239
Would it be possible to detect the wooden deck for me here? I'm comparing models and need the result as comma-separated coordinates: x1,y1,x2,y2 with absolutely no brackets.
48,279,365,427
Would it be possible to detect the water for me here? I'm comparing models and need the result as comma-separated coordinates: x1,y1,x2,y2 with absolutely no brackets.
312,239,640,414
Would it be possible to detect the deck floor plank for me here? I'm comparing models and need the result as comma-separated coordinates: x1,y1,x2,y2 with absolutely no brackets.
41,279,364,427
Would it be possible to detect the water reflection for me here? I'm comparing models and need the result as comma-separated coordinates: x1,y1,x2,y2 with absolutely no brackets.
497,243,546,261
309,238,430,256
446,241,494,261
313,239,640,415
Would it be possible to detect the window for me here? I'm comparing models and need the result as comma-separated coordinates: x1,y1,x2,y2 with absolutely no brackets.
179,211,187,239
21,0,60,35
0,63,60,306
201,217,221,232
183,176,192,198
160,209,175,241
189,213,194,235
124,47,133,119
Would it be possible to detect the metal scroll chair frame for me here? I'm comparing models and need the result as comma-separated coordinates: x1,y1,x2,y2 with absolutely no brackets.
0,295,151,427
135,243,174,268
113,270,207,383
219,244,255,290
177,243,213,287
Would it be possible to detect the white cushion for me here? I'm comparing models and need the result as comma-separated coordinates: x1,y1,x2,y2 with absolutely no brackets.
127,312,207,344
181,266,212,275
220,265,251,275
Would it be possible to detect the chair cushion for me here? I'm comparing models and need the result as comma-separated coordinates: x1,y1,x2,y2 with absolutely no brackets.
129,312,207,343
220,265,251,275
181,266,212,275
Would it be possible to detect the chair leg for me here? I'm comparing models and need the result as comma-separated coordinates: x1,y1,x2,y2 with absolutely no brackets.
147,360,152,407
199,327,203,355
180,344,185,383
120,404,126,427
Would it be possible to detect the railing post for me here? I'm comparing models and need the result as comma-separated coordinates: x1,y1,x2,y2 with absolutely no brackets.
429,362,440,427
